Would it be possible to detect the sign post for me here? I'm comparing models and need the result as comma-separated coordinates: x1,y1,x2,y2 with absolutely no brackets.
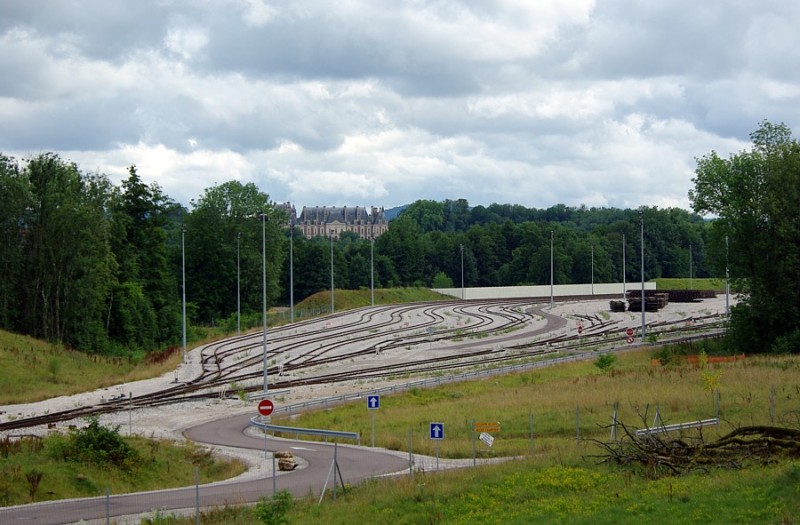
257,399,274,460
367,395,380,447
430,423,444,470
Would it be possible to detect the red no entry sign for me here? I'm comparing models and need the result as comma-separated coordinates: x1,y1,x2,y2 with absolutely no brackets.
257,399,274,416
625,327,634,337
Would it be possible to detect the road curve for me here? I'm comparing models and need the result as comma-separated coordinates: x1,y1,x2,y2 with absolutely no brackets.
0,414,410,524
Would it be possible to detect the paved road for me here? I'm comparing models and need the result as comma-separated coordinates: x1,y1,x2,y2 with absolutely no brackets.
0,413,410,524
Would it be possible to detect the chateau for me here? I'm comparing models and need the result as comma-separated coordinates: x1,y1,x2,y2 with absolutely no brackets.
279,204,388,240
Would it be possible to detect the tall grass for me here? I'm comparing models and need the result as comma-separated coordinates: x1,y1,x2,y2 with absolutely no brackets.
137,349,800,525
277,350,800,458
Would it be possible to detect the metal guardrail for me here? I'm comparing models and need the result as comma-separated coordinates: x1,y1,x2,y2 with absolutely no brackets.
264,350,605,416
247,389,290,401
249,417,360,443
634,418,719,436
258,329,726,420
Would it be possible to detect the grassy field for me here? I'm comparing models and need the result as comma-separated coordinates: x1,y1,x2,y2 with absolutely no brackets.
0,331,184,405
134,349,800,525
653,277,727,291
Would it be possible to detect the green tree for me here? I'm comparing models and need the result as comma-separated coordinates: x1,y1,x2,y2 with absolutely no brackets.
185,182,283,324
107,166,178,350
18,154,115,350
0,156,30,329
691,120,800,353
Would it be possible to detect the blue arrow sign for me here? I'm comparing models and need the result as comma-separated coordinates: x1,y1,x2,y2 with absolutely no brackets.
367,395,380,410
430,422,444,440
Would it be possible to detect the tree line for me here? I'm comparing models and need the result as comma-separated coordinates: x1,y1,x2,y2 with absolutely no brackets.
2,120,796,356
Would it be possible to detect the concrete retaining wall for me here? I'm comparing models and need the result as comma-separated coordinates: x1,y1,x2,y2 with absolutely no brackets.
433,282,657,300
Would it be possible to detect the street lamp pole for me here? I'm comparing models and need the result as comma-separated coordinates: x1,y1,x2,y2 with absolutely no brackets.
460,244,464,300
622,234,626,300
289,224,294,323
181,224,187,364
591,243,594,296
550,230,554,309
725,234,730,316
370,234,375,307
236,232,241,335
261,213,268,393
640,210,646,341
330,231,334,314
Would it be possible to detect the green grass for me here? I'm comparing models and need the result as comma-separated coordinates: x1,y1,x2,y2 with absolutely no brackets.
654,278,727,291
131,349,800,525
0,430,246,506
0,331,184,405
296,287,450,313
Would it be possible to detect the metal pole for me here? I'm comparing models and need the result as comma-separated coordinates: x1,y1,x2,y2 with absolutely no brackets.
237,232,241,335
460,244,464,300
262,213,268,393
529,412,534,454
725,234,730,316
471,418,476,467
550,230,554,309
128,392,132,436
289,226,294,323
330,231,334,314
272,451,277,497
408,429,413,477
622,234,626,300
194,467,200,525
640,210,646,341
591,243,594,295
370,235,375,306
181,225,187,364
689,244,693,290
105,487,110,525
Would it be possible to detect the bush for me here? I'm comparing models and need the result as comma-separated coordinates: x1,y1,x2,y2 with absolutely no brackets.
254,490,293,525
48,417,139,470
593,354,617,372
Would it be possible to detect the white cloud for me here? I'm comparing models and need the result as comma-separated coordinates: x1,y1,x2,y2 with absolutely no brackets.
1,0,798,213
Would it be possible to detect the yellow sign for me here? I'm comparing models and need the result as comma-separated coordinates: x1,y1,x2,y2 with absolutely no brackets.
473,421,500,432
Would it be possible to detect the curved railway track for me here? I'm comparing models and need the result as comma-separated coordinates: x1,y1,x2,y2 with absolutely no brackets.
0,295,728,432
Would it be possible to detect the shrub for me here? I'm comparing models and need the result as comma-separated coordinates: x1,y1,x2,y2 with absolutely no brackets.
254,490,293,525
593,354,617,372
49,417,139,470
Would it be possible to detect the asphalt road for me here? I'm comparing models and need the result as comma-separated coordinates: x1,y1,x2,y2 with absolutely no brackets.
0,413,410,524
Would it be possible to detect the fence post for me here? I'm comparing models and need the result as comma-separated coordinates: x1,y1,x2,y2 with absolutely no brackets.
611,401,619,442
195,467,200,525
770,385,775,424
529,412,534,455
471,418,476,467
408,429,413,477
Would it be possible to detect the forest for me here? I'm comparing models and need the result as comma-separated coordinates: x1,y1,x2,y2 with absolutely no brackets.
1,120,796,356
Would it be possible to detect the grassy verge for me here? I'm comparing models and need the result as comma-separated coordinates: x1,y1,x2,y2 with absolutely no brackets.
0,422,246,506
0,331,184,405
653,277,727,291
128,349,800,525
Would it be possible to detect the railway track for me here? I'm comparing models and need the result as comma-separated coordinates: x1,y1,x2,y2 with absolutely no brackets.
0,295,728,432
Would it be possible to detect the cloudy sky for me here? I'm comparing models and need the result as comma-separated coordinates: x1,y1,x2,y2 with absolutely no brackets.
2,1,799,212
